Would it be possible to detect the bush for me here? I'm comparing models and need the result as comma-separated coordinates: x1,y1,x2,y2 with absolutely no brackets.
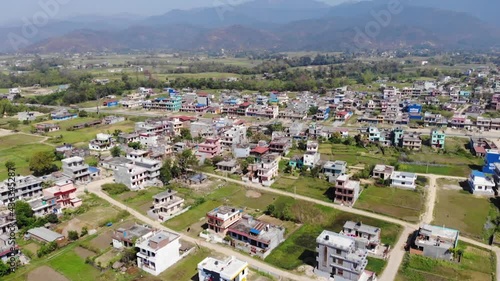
68,230,79,241
37,241,58,257
45,213,59,224
193,197,206,207
80,227,88,237
102,183,129,195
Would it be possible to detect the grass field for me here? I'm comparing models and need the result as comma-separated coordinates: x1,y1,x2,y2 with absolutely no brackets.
0,134,44,146
272,176,331,202
433,179,498,242
355,186,426,223
47,249,101,281
159,247,213,281
399,164,470,177
265,200,402,271
0,142,54,180
396,243,496,281
366,257,388,276
45,120,135,145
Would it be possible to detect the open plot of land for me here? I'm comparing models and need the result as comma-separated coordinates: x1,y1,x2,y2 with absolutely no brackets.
74,246,96,259
0,134,44,146
23,243,41,254
95,249,120,268
159,248,214,281
27,266,69,281
272,176,331,202
0,143,54,180
355,186,426,223
433,179,497,241
366,257,388,276
57,205,120,236
396,243,495,281
46,120,135,145
265,199,402,271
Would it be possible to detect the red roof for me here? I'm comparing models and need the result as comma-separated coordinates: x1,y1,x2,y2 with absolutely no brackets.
337,111,349,116
474,146,486,154
251,146,269,154
240,102,251,107
172,116,196,122
234,120,245,125
197,92,208,97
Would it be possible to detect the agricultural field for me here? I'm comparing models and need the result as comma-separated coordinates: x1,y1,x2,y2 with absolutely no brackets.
355,186,426,223
265,199,402,272
396,243,496,281
272,176,332,202
432,179,498,242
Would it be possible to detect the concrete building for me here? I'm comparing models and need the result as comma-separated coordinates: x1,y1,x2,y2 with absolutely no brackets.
198,138,221,159
410,224,459,260
148,189,185,222
430,129,446,149
0,175,43,205
0,211,16,235
62,156,91,184
221,125,247,147
206,206,243,236
316,230,375,281
114,158,162,190
372,165,395,181
323,161,347,181
390,171,417,189
42,180,82,211
89,133,115,151
333,175,361,206
136,230,181,276
27,227,64,243
468,170,495,195
112,224,153,249
198,256,249,281
341,221,381,251
227,214,285,258
303,140,320,167
402,133,422,150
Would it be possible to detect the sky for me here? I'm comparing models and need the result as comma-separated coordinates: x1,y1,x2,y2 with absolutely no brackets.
0,0,349,24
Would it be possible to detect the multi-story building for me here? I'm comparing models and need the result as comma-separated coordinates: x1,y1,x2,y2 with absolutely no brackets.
143,96,182,111
323,161,347,181
402,133,422,151
372,165,394,180
341,221,381,251
333,175,361,205
390,171,417,189
112,224,153,249
35,123,60,133
0,176,43,205
316,230,375,281
315,106,331,121
62,156,91,184
198,138,222,159
28,194,58,217
206,206,243,236
410,224,459,260
198,256,249,281
468,170,495,195
256,153,280,186
148,189,185,222
136,230,181,276
269,137,292,156
114,158,162,190
220,125,247,147
303,140,320,167
89,133,115,151
43,180,82,211
0,211,16,235
430,129,446,149
227,214,285,258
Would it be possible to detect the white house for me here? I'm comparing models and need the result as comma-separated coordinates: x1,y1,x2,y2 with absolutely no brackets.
136,230,181,276
303,140,320,167
198,256,249,281
390,171,417,189
88,133,115,151
468,170,495,195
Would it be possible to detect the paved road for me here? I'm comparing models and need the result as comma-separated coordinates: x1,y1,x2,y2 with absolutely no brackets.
83,177,309,281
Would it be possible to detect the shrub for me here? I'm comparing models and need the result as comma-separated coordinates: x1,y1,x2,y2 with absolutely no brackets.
68,230,79,241
80,227,88,237
102,183,129,195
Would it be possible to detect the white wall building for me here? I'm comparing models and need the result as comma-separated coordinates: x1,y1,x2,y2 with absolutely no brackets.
136,230,181,276
390,171,417,189
468,170,495,195
303,140,320,167
198,256,249,281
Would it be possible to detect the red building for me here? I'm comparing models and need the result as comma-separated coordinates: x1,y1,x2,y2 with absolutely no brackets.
43,181,82,210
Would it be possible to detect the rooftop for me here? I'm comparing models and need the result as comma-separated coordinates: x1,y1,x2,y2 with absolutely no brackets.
136,230,179,251
153,189,178,199
343,221,380,236
317,230,355,250
419,224,459,241
27,227,64,242
198,256,248,279
228,215,283,244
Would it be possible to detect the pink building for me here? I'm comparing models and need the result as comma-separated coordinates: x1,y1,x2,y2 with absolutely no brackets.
43,181,82,210
198,138,221,159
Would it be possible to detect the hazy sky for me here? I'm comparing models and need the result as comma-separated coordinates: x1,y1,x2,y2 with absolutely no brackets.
0,0,349,23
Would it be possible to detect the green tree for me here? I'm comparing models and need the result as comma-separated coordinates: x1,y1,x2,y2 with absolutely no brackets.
177,149,198,173
81,227,88,237
45,213,59,224
5,160,15,171
8,120,19,130
308,106,319,116
128,142,142,150
111,146,121,157
180,128,192,140
160,158,173,184
15,201,35,229
0,261,10,277
68,230,79,241
29,151,57,176
78,110,88,117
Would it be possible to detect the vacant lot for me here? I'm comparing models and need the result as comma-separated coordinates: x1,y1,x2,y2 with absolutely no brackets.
356,186,426,223
433,179,497,241
396,243,495,281
159,247,214,281
46,120,135,145
47,249,101,281
366,257,388,276
27,266,69,281
265,200,401,271
0,142,54,180
0,134,44,146
272,176,331,202
399,163,470,177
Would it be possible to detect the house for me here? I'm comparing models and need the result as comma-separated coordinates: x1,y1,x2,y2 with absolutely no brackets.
410,224,459,260
0,211,16,235
27,227,64,243
391,171,417,189
341,221,381,251
28,195,58,217
216,160,240,174
249,153,280,186
333,175,361,205
36,123,60,133
114,158,162,190
136,230,181,276
468,170,495,195
227,214,285,258
269,138,292,156
43,180,82,210
148,189,185,222
126,149,149,161
372,165,395,181
316,230,375,281
102,115,125,125
143,96,182,112
288,156,303,170
17,111,38,122
188,174,207,185
233,144,251,158
62,156,91,184
51,109,77,121
470,137,497,157
198,138,221,159
402,133,422,150
89,133,115,151
0,175,43,205
430,129,446,149
103,99,119,107
206,206,243,236
112,224,153,249
0,233,20,262
303,140,320,167
198,256,249,281
483,150,500,174
323,161,347,181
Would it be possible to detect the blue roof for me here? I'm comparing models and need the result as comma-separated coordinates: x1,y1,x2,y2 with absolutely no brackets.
89,167,100,173
472,170,485,177
250,228,261,235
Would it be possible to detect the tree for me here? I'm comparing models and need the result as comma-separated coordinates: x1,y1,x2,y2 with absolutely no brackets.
211,156,224,167
330,132,342,144
160,158,173,185
81,227,88,237
177,149,198,173
0,261,10,277
310,166,321,178
308,106,319,116
5,160,15,171
113,129,122,138
111,146,121,157
128,142,142,150
8,120,19,130
15,201,35,229
29,151,58,176
297,140,307,151
180,128,192,140
45,213,59,224
78,110,88,117
68,230,79,241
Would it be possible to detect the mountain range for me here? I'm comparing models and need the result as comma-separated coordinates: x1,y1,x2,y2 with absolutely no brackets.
1,0,500,53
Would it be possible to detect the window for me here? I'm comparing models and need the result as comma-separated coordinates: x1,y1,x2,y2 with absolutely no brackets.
336,249,341,255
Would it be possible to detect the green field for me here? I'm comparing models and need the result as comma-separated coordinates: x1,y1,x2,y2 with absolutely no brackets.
272,176,331,202
396,244,496,281
366,257,388,276
433,179,498,241
45,120,135,145
0,141,54,180
265,200,402,271
47,249,101,281
159,247,212,281
355,186,426,223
